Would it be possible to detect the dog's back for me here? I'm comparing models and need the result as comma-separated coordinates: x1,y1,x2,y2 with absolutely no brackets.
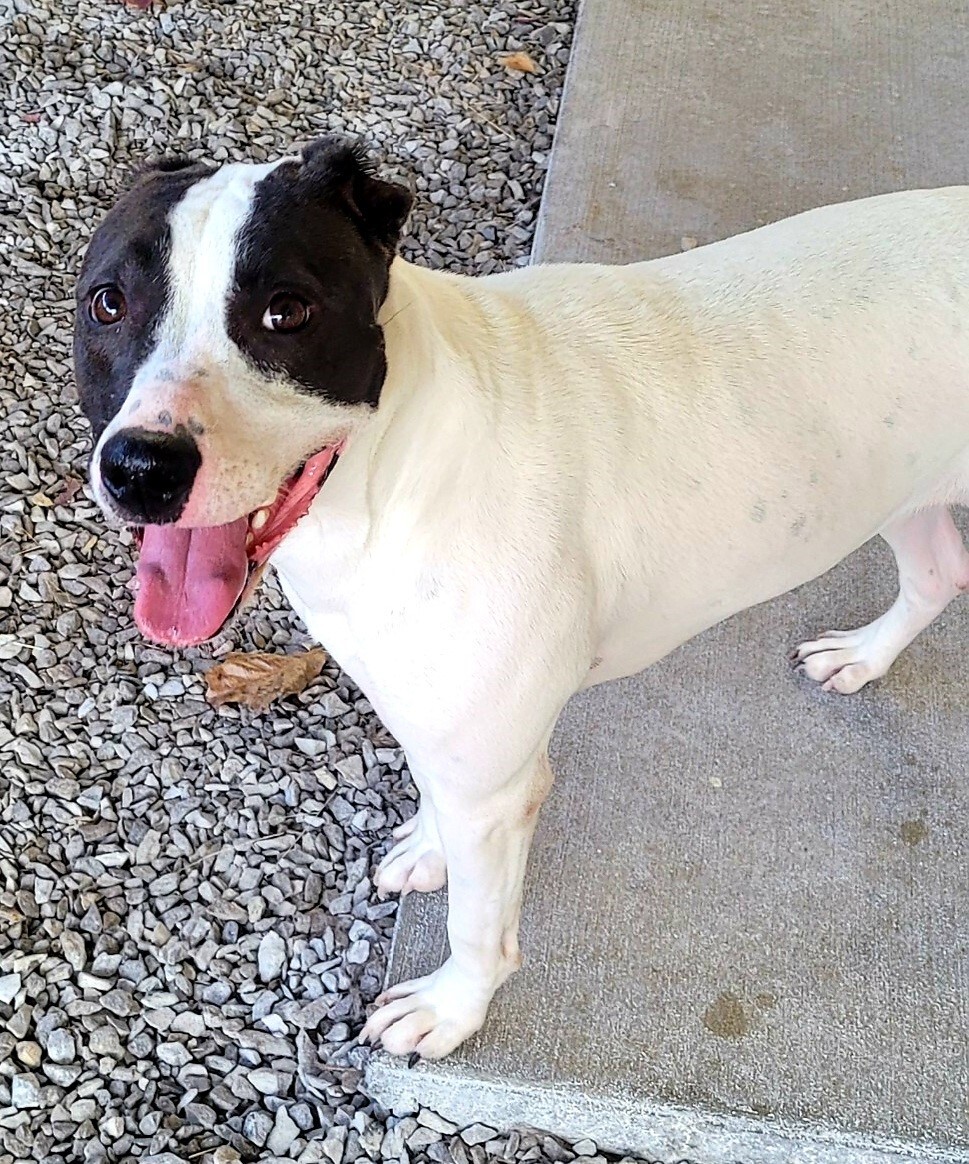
417,188,969,673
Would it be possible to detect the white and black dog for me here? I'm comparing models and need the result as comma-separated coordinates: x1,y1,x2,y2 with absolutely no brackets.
75,137,969,1059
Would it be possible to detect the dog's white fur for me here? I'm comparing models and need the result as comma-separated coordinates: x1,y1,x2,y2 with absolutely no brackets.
95,177,969,1057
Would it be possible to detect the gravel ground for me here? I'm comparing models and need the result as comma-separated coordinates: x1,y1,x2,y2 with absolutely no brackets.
0,1,645,1161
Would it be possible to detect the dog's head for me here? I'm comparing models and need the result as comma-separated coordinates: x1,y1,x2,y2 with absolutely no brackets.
73,137,412,647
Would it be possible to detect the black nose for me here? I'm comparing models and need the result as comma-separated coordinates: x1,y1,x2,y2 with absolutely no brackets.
100,428,201,524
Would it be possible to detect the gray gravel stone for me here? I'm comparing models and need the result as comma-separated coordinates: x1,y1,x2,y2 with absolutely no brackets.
290,1102,314,1131
11,1071,42,1108
0,973,21,1004
461,1123,499,1146
243,1109,273,1148
60,931,87,971
89,1026,122,1057
44,1062,82,1086
381,1123,407,1158
46,1028,75,1063
101,990,139,1018
157,1041,192,1067
249,1066,286,1095
267,1105,301,1155
258,930,287,982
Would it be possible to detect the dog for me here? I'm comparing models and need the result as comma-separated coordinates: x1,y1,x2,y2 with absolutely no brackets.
73,136,969,1059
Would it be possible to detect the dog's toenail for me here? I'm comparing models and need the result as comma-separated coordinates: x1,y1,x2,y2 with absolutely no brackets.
407,1052,421,1068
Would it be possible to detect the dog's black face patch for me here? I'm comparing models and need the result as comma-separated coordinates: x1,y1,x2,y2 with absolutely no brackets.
227,139,413,408
73,159,213,439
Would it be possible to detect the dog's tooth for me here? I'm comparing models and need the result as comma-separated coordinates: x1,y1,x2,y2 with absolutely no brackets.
251,509,269,531
246,532,255,549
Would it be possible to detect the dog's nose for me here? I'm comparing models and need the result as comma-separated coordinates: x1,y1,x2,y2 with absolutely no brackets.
99,428,201,524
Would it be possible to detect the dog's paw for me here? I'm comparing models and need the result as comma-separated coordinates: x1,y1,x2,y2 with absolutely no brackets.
376,811,446,897
790,627,889,694
361,959,490,1058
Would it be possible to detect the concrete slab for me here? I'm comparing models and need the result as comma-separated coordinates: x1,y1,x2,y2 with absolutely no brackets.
532,0,969,265
367,2,969,1160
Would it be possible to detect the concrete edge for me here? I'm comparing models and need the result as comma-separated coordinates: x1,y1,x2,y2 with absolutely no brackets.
364,1054,966,1164
529,0,589,265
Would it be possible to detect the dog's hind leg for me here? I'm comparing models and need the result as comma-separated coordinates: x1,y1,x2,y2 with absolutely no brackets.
375,802,447,896
792,505,969,694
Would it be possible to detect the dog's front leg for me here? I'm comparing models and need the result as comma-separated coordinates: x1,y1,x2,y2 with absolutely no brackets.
362,747,552,1059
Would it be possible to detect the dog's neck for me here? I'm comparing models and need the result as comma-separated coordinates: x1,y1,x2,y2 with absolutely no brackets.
340,264,489,519
378,257,486,405
359,258,507,490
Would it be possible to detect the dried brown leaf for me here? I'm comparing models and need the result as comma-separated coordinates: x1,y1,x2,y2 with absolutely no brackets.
497,51,538,74
204,648,327,712
53,477,83,506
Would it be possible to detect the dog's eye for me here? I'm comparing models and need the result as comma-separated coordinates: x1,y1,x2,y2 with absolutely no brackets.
262,293,311,333
90,286,127,326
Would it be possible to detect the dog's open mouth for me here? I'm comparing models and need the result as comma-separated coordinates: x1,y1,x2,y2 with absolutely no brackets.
132,444,342,647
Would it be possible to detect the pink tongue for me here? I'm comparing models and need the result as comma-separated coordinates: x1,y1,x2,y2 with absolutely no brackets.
134,518,249,646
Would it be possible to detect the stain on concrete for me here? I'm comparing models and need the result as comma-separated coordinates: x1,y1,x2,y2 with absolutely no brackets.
751,500,767,523
900,817,928,846
755,991,778,1010
703,991,750,1039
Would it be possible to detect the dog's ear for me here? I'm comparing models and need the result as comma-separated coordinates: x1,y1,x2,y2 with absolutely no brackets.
119,154,213,196
137,155,202,175
299,137,413,252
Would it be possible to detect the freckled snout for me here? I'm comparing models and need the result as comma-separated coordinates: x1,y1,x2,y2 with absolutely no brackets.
99,427,201,524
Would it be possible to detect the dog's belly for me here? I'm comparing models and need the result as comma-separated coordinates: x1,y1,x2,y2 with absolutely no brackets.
582,388,969,687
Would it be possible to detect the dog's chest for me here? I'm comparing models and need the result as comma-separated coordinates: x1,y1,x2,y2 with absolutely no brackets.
269,507,454,710
271,515,374,670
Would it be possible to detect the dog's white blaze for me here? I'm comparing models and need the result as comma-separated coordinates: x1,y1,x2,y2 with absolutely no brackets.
155,161,282,367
